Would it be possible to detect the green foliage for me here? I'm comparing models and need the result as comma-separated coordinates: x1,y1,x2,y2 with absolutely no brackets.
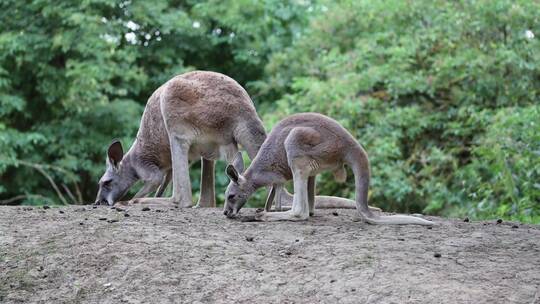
0,0,538,223
0,0,309,205
261,0,540,223
456,106,540,223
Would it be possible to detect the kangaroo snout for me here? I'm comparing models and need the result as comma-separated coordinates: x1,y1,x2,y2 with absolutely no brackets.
224,205,239,219
94,198,112,206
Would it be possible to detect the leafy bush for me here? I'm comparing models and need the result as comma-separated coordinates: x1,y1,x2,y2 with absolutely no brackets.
260,0,540,222
0,0,309,204
455,106,540,223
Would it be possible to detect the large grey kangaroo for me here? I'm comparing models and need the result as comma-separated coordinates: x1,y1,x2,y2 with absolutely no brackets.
224,113,434,225
94,71,369,210
94,71,265,207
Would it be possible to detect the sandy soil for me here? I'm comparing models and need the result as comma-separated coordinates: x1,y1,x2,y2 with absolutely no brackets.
0,205,539,304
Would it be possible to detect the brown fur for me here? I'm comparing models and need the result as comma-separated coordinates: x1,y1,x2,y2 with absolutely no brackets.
95,71,266,206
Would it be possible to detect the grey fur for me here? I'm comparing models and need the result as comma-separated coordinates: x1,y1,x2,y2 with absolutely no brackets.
224,113,434,225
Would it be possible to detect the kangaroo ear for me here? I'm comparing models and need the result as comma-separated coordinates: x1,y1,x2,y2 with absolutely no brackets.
232,152,244,173
226,164,240,184
107,139,124,168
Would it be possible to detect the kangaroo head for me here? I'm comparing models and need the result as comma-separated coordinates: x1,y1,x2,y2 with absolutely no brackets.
95,140,137,205
224,152,252,218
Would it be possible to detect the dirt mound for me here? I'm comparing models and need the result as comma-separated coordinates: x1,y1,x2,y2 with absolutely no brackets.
1,206,539,303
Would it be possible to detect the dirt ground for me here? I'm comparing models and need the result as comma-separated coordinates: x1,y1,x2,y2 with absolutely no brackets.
0,205,539,304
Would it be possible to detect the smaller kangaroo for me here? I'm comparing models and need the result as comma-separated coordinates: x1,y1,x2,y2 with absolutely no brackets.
224,113,434,225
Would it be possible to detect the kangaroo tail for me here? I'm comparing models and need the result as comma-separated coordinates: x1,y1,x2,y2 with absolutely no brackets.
276,185,382,212
280,190,354,208
278,189,381,211
313,195,357,209
362,213,434,225
347,146,434,226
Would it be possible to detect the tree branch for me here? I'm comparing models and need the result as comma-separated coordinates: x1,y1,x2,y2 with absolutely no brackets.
16,161,68,205
0,194,54,205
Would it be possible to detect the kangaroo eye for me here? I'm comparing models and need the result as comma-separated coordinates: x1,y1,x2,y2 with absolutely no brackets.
101,180,112,187
227,194,235,201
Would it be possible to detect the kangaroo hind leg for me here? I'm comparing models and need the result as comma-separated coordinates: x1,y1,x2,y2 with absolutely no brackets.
195,158,216,208
256,167,310,222
257,127,319,222
308,176,315,216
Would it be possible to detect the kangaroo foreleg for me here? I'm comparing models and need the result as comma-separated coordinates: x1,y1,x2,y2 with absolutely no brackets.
155,170,171,197
133,181,161,199
264,185,276,212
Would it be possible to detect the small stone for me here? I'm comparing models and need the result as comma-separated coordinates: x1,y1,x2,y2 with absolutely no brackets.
115,207,124,212
398,238,405,241
43,205,50,210
463,217,469,222
295,239,300,242
496,219,503,224
330,279,336,283
59,210,64,214
107,219,119,223
79,222,84,226
98,217,107,221
245,236,254,242
351,288,356,292
155,209,163,213
332,211,339,216
512,225,518,229
142,207,151,211
92,206,98,209
124,213,130,217
427,226,433,229
434,253,441,258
